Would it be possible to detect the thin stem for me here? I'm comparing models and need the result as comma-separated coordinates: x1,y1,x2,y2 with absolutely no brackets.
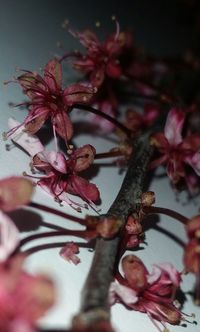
29,202,85,225
125,72,179,105
19,230,89,249
95,150,124,160
72,104,132,137
143,205,188,224
72,132,154,327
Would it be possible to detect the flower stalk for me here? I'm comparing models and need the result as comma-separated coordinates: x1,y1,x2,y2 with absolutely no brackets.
72,131,154,328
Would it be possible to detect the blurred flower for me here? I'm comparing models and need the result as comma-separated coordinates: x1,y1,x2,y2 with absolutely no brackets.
0,254,55,332
60,242,80,265
151,107,200,185
70,24,131,87
0,176,34,262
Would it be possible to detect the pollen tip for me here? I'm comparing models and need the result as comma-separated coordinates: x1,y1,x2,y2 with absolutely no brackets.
77,207,82,213
22,171,27,176
111,15,116,21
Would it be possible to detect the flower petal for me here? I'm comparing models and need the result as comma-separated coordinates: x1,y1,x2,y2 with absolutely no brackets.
164,108,185,146
109,282,138,305
53,111,73,141
8,117,44,156
67,175,100,203
38,151,67,173
73,145,96,172
63,83,96,106
44,58,62,91
0,211,19,262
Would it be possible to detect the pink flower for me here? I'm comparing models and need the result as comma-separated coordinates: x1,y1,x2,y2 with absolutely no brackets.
7,120,100,211
59,242,80,265
5,59,96,145
0,254,55,332
151,108,200,184
32,145,100,211
70,24,129,87
110,255,183,331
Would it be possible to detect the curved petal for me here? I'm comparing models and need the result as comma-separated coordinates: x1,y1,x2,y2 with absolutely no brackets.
44,58,62,91
8,117,44,156
67,175,100,203
0,211,19,262
164,108,185,146
53,111,73,141
39,151,67,173
73,145,96,172
185,151,200,176
109,282,138,306
63,83,95,106
24,107,49,134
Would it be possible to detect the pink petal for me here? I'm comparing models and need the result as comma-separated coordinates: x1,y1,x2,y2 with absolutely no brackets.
154,263,181,287
53,111,73,141
24,107,49,135
73,145,96,172
44,58,62,90
63,83,96,106
68,175,100,203
39,151,67,173
0,177,34,211
0,211,19,262
8,118,44,156
185,151,200,176
164,108,185,146
59,242,80,265
147,265,162,285
109,282,138,305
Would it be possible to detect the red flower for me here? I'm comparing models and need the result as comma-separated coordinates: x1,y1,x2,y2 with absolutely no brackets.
110,255,183,331
70,24,129,87
5,59,96,145
151,108,200,184
7,119,100,211
32,145,100,211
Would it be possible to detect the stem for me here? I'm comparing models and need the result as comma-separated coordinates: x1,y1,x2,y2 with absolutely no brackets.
19,230,89,249
72,104,132,137
72,132,154,327
95,150,124,160
143,206,189,224
125,73,179,105
29,202,85,225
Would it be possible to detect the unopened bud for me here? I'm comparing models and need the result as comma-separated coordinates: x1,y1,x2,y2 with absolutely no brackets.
141,191,155,206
